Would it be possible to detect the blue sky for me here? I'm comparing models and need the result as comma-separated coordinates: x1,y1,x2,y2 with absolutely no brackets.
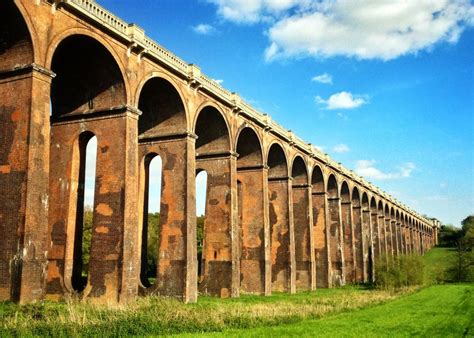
86,0,473,227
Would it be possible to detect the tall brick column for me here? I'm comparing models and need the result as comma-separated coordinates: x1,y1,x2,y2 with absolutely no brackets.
341,200,354,283
379,214,387,258
385,215,393,257
0,64,53,303
312,190,329,288
396,221,403,255
268,177,293,292
47,106,140,304
391,219,398,257
293,183,314,290
327,195,345,286
196,153,238,298
361,207,371,282
371,209,380,262
238,166,270,295
139,134,197,302
352,204,364,282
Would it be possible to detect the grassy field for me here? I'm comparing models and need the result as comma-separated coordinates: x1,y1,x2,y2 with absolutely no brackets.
0,286,410,336
198,284,473,337
423,246,459,283
0,247,471,337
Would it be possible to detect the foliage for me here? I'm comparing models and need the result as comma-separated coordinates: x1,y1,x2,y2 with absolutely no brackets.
433,215,473,283
374,254,425,290
438,224,463,247
82,207,93,276
197,215,205,253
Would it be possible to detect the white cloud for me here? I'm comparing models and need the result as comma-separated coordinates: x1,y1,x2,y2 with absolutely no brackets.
316,91,367,110
333,143,350,153
207,0,306,24
355,160,416,180
311,73,332,84
192,23,216,35
212,79,224,85
210,0,473,61
266,1,474,61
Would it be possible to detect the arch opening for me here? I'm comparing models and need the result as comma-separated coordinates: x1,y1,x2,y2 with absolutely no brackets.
195,170,208,283
138,77,186,139
140,154,162,288
362,193,369,208
311,166,325,193
341,182,350,203
71,132,97,292
267,143,288,178
327,174,338,199
195,106,230,155
0,1,34,70
352,187,360,207
292,156,308,185
50,35,126,117
236,127,263,168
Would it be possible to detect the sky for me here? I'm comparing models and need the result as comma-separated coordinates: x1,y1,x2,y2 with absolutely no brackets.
83,0,474,227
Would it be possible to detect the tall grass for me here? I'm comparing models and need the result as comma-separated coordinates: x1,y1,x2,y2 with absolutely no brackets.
374,254,425,290
0,288,413,336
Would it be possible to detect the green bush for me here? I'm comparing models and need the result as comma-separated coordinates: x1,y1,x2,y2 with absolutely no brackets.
374,254,424,290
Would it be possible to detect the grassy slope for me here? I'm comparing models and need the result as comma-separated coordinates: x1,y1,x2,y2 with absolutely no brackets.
0,248,470,336
203,284,473,337
423,247,459,283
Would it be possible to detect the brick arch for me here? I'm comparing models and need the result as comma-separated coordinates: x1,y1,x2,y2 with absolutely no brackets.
235,126,263,167
370,196,377,212
137,76,187,138
45,27,130,102
361,191,369,208
291,155,308,185
352,186,361,207
311,164,325,193
341,181,350,203
378,200,384,213
267,142,289,178
0,1,35,70
327,174,339,199
135,71,189,126
194,105,231,155
50,34,127,117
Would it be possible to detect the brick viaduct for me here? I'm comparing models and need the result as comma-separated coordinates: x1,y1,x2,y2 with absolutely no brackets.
0,0,438,304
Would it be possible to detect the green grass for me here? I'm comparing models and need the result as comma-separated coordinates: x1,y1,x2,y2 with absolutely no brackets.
198,284,473,337
423,247,459,283
0,287,410,337
0,247,470,337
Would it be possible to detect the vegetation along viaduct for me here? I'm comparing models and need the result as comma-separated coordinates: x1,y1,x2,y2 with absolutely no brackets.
0,0,438,304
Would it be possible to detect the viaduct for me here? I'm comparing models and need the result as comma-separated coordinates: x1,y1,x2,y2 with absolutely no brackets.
0,0,438,304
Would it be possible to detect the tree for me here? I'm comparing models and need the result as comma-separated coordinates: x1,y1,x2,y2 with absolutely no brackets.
450,215,474,282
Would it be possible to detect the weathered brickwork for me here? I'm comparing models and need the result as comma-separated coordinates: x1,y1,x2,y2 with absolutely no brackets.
0,0,438,304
